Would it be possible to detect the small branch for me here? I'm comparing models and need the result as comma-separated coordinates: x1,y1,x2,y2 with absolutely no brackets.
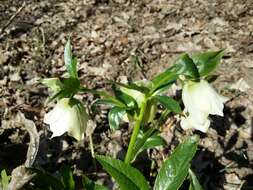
0,2,26,35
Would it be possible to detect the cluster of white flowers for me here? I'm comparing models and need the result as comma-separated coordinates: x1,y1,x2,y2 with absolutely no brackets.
43,79,228,140
181,80,228,133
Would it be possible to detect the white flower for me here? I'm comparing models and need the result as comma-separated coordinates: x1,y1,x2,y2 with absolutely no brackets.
44,98,88,141
180,80,228,132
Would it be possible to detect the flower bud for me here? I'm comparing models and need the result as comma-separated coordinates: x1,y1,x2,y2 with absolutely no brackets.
120,79,156,124
44,98,88,141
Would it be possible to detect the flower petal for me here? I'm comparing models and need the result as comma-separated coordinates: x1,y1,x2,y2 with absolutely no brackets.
180,116,192,130
181,79,227,133
182,80,228,117
44,100,71,137
68,102,88,141
203,81,228,116
180,115,210,133
43,98,88,141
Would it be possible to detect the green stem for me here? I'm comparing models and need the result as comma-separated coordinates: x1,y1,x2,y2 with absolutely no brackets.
89,135,95,158
89,134,97,170
124,101,147,164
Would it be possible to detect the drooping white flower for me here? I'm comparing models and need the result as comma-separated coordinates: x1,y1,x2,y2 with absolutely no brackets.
44,98,88,141
181,80,228,132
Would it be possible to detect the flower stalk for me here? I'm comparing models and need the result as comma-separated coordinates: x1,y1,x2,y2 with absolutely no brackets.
89,135,95,158
124,101,147,164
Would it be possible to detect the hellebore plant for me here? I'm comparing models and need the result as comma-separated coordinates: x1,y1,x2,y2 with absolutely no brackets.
93,50,227,164
41,39,228,190
92,77,182,164
90,49,227,190
42,39,89,141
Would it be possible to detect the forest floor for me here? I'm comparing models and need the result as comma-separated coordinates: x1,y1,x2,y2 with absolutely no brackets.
0,0,253,189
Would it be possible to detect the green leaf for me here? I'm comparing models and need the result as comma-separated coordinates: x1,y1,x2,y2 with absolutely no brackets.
151,68,178,94
1,170,10,190
140,133,166,153
152,82,173,96
174,53,200,79
41,78,63,94
62,77,80,93
154,135,199,190
109,80,150,94
78,86,112,97
153,95,181,114
142,99,157,125
108,107,127,130
43,77,81,104
191,50,225,76
96,155,150,190
131,129,166,162
113,85,138,109
132,128,155,159
45,89,71,105
189,169,203,190
60,165,75,190
82,176,110,190
92,98,127,108
64,38,78,78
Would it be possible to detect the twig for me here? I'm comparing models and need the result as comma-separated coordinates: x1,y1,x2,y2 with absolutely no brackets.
0,2,26,35
39,27,46,52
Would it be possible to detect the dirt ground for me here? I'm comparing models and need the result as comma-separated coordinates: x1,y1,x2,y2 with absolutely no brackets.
0,0,253,189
